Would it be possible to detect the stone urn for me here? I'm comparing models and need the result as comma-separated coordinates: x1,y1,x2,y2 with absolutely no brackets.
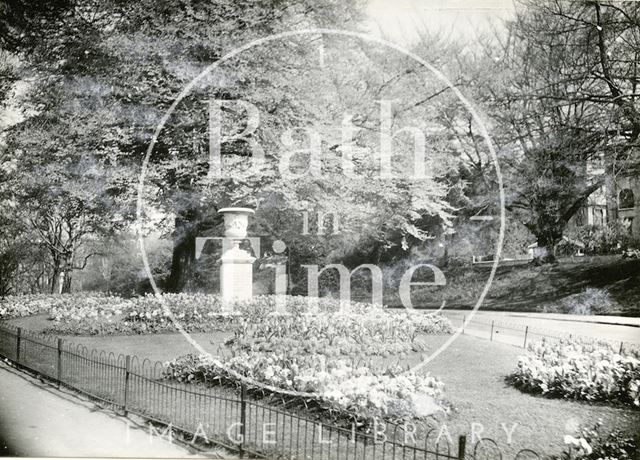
218,207,256,305
219,207,255,238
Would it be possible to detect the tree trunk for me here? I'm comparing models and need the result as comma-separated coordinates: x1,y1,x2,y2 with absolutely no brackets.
166,204,222,292
531,230,563,264
61,253,73,293
167,208,209,292
167,224,197,293
52,271,63,294
62,271,72,293
50,264,61,294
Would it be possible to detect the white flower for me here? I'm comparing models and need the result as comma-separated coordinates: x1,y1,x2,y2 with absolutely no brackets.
263,366,275,380
563,435,580,447
578,438,592,455
411,392,442,417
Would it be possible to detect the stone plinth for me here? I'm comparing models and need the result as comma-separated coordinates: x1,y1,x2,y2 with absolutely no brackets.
218,207,255,305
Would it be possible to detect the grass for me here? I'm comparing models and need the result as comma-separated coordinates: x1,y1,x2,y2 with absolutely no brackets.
4,315,639,457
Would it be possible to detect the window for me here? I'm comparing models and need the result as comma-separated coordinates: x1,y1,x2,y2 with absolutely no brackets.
593,207,605,227
619,188,635,209
575,208,585,227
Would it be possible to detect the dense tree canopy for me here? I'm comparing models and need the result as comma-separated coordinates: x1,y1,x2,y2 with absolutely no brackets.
2,0,637,295
1,0,467,293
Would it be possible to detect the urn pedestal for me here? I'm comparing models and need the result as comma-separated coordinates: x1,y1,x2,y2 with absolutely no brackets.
218,208,255,306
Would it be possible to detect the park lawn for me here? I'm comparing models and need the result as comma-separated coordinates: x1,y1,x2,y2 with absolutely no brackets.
7,314,639,458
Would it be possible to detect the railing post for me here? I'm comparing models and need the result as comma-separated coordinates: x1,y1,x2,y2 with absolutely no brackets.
462,315,466,334
457,435,466,460
619,341,624,354
57,338,63,387
15,327,21,364
239,383,247,458
123,355,131,416
523,326,529,348
490,321,494,341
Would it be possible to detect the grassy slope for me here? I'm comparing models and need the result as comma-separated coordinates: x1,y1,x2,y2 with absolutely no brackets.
398,255,640,316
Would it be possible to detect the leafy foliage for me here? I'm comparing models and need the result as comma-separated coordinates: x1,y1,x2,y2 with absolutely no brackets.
566,222,640,256
1,0,469,292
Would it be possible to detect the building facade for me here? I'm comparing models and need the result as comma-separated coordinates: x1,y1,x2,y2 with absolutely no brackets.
610,174,639,235
568,171,639,236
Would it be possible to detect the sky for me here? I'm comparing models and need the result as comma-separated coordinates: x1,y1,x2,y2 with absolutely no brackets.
366,0,516,45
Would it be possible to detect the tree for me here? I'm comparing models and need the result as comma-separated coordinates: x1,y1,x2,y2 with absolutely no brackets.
1,0,369,291
510,129,606,260
470,0,640,261
3,84,132,292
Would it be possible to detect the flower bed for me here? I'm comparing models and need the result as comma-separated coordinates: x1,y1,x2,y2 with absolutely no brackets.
552,422,637,459
161,299,452,427
228,311,451,358
509,337,640,407
2,292,453,337
0,293,115,320
42,293,234,335
47,295,132,335
164,352,446,425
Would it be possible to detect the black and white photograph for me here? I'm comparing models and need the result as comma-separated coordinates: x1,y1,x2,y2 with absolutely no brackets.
0,0,639,458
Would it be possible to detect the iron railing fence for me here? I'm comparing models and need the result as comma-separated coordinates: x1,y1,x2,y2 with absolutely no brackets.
0,322,542,459
458,315,640,355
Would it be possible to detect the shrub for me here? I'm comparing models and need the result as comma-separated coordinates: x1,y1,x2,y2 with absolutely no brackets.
623,248,640,259
509,337,640,407
537,288,620,315
567,223,640,256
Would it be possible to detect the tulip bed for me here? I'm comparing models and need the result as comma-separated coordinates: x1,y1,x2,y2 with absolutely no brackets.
160,297,453,426
228,311,452,358
0,293,454,341
509,337,640,407
0,293,119,320
164,350,446,426
39,293,229,335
